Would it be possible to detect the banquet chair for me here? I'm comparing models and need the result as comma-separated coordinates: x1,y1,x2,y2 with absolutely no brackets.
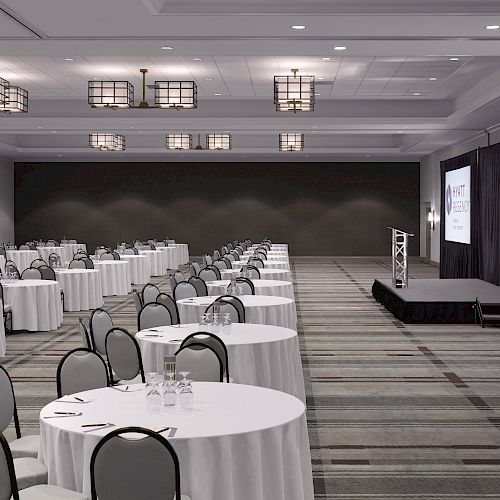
198,268,219,282
26,242,37,251
47,240,58,246
89,308,114,355
138,302,173,330
205,295,245,323
0,283,12,333
230,251,240,260
4,261,20,279
111,251,120,260
173,281,198,301
83,258,94,269
213,259,227,271
235,277,255,295
131,290,143,315
222,257,233,269
221,246,228,255
122,247,137,255
188,276,208,297
79,318,93,350
225,254,235,263
100,252,114,261
242,265,260,279
213,250,221,261
73,252,87,260
142,283,161,305
105,328,145,385
30,259,46,269
248,258,264,269
95,247,108,257
69,259,86,269
20,268,43,280
18,244,30,251
90,427,188,500
174,271,184,283
179,332,229,382
203,255,213,266
48,253,60,267
1,432,89,500
175,342,224,382
156,293,180,324
227,243,233,251
38,265,56,281
256,251,267,261
0,365,40,460
189,262,201,276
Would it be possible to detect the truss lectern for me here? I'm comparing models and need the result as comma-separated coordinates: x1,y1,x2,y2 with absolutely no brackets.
388,227,414,289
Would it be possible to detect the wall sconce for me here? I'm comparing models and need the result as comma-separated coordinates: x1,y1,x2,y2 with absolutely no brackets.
427,210,435,231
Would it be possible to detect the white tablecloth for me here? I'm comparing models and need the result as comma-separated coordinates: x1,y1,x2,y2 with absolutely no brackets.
37,246,65,264
139,250,168,277
221,268,293,282
232,260,290,270
61,243,87,261
136,323,305,402
239,254,289,262
156,246,179,270
249,244,288,251
0,255,5,273
120,255,151,285
170,243,189,265
1,279,63,331
39,383,313,500
5,250,39,272
243,250,289,257
54,269,103,312
178,295,296,330
92,261,131,296
0,296,5,356
207,279,294,300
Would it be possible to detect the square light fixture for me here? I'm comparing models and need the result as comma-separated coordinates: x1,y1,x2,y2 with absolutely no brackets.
166,133,192,150
89,133,125,151
88,81,134,108
279,133,304,152
1,86,28,113
274,69,315,112
207,133,231,150
0,77,8,105
155,81,197,108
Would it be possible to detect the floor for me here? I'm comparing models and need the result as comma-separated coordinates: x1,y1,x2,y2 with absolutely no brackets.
3,257,500,499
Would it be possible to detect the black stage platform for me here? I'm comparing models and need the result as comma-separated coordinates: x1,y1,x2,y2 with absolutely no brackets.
372,278,500,323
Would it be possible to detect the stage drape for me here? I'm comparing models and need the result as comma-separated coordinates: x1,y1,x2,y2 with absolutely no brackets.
439,150,480,279
477,143,500,285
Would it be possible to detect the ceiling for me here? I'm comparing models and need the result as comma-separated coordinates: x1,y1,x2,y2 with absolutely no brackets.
1,0,500,161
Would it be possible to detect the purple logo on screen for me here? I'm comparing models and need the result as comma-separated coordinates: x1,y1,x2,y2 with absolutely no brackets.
446,184,452,215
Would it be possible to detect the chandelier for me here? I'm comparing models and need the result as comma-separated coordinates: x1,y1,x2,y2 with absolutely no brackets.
274,69,314,112
279,133,304,152
89,133,125,151
0,77,28,113
89,69,197,109
207,133,231,150
166,133,192,150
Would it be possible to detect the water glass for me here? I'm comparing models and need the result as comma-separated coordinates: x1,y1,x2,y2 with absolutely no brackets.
145,372,162,414
162,377,177,408
221,313,232,335
177,379,194,410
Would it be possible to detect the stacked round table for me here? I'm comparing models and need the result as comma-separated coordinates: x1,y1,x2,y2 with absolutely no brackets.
177,295,297,330
92,260,131,296
39,383,313,500
5,249,39,272
54,269,103,312
136,323,305,402
120,254,151,285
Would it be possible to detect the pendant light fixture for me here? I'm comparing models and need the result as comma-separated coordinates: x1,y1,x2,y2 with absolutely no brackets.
166,133,192,150
207,133,231,150
0,77,8,105
279,133,304,151
274,69,315,112
0,78,28,114
89,133,125,151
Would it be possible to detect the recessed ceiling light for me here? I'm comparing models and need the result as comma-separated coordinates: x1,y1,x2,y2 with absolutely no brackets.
429,77,438,81
36,126,44,129
161,46,174,50
214,93,222,96
57,155,63,157
413,92,421,96
334,46,347,51
51,130,57,133
485,25,500,30
193,57,203,61
317,77,324,80
321,57,331,61
291,25,306,30
205,77,214,81
449,57,459,61
64,57,75,61
92,77,100,80
315,93,321,96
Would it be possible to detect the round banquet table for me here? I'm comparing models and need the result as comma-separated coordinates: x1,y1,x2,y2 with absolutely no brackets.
61,243,87,262
136,323,305,402
1,279,63,331
206,279,294,300
170,243,190,265
92,260,131,296
0,299,5,356
156,246,179,270
0,255,5,273
232,260,290,271
5,250,39,272
220,268,292,282
177,295,296,330
37,246,65,263
120,254,151,285
139,250,168,277
243,250,288,257
249,244,288,250
54,269,103,312
39,383,313,500
239,253,289,262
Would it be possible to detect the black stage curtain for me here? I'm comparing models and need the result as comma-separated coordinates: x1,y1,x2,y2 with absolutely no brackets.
478,143,500,285
439,150,480,279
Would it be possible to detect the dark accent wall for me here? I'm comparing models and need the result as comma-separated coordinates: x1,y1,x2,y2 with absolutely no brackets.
14,162,420,256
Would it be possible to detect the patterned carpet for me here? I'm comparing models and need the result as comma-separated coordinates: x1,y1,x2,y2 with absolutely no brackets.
2,256,500,499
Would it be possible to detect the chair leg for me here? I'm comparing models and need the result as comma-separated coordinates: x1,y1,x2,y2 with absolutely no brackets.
4,311,12,333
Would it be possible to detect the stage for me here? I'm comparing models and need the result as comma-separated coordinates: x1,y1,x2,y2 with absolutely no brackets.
372,278,500,323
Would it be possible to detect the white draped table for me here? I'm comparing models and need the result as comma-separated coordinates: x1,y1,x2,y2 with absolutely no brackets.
0,295,5,356
120,254,151,285
61,243,87,261
206,279,294,300
170,243,190,265
243,250,289,257
136,323,305,402
249,244,288,251
39,383,313,500
37,246,65,263
239,254,289,262
0,255,5,273
92,260,131,296
139,250,168,277
221,268,292,282
1,279,63,331
232,260,290,270
54,269,103,312
6,250,39,272
156,246,179,270
177,295,296,330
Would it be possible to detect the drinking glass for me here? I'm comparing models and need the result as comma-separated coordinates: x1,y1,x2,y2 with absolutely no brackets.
145,372,162,414
221,313,232,335
178,379,194,410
